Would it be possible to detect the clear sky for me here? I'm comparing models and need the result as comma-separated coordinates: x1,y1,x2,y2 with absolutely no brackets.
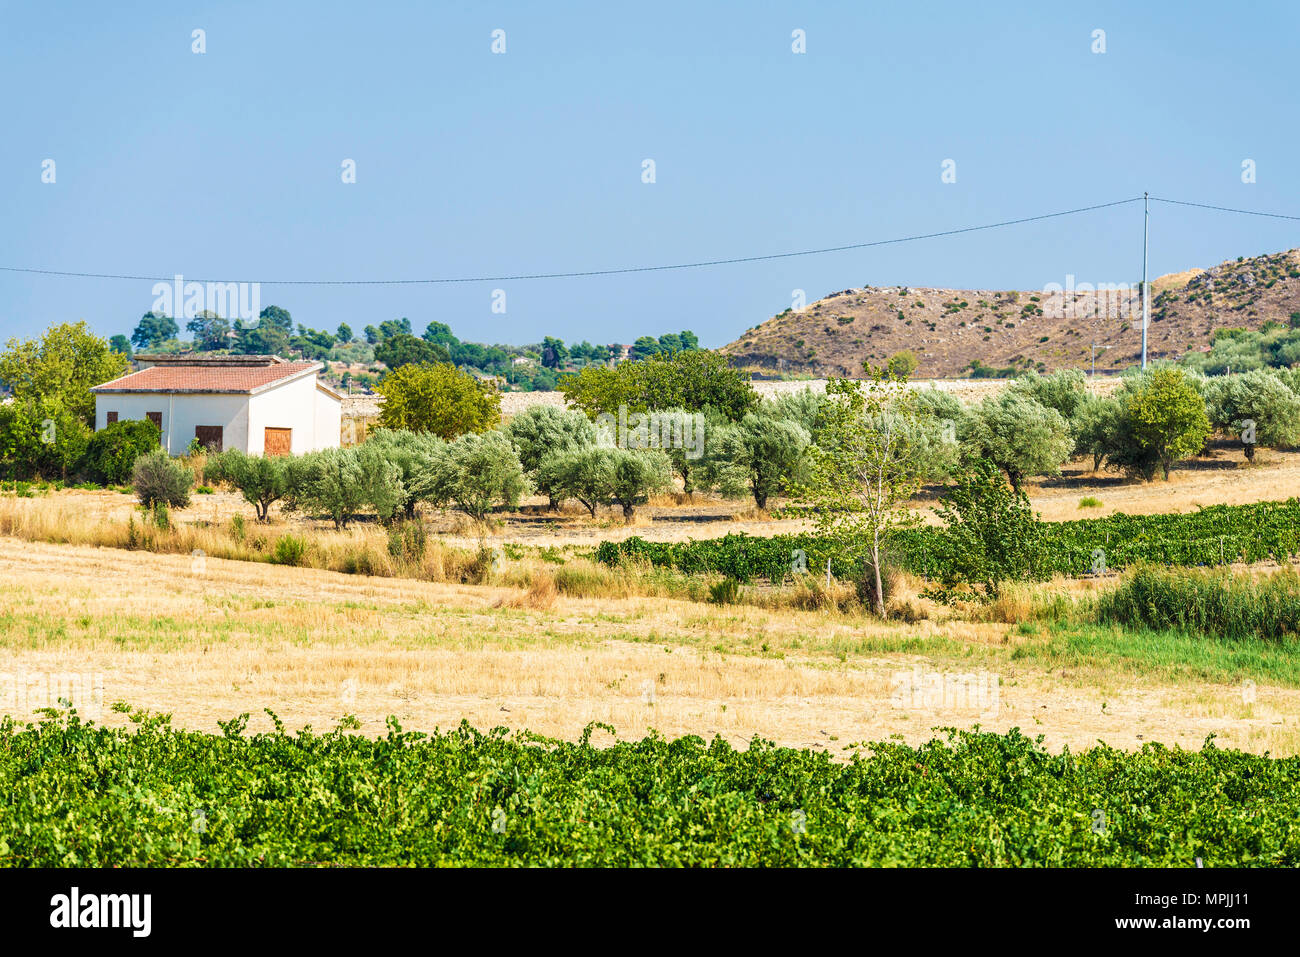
3,1,1298,348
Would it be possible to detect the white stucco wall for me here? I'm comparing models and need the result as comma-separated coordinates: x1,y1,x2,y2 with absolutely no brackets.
94,372,341,456
94,393,250,456
314,386,342,450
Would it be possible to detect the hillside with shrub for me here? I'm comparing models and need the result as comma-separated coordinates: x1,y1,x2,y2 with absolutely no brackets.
722,248,1300,378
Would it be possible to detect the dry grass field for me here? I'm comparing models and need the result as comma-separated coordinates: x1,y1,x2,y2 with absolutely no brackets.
2,534,1298,756
3,380,1299,758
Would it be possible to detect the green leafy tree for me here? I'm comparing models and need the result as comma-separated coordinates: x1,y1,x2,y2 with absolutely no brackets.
559,350,757,421
885,350,919,380
187,311,231,351
374,334,451,370
540,337,569,369
1203,369,1300,461
204,449,294,521
130,312,179,350
109,335,133,358
430,431,527,520
0,399,90,480
336,323,353,343
257,306,294,334
376,362,501,439
794,370,925,616
961,391,1072,491
928,458,1046,601
503,405,596,508
1106,369,1212,480
0,321,128,424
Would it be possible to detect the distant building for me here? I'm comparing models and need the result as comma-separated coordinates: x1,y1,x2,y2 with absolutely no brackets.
90,355,342,456
608,344,632,364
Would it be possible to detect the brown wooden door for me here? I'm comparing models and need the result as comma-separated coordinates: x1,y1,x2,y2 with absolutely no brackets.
264,427,292,457
194,426,223,452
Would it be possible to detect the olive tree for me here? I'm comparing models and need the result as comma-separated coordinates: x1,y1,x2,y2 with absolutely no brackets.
538,447,670,522
430,431,528,520
1202,369,1300,462
701,412,810,509
362,428,447,518
204,449,293,521
961,392,1072,491
503,405,596,507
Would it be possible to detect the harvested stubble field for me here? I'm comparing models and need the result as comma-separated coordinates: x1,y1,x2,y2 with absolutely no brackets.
2,535,1298,757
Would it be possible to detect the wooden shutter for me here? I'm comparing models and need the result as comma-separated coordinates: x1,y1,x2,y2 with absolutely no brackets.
105,411,118,424
264,427,292,457
194,426,223,452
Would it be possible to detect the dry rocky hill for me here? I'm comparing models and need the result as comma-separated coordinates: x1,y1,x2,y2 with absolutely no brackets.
721,249,1300,378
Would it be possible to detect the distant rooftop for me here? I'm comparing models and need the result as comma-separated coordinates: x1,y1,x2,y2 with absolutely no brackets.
92,356,321,395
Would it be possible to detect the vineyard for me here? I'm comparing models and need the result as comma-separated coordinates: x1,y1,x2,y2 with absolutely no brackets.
597,499,1300,583
2,710,1298,867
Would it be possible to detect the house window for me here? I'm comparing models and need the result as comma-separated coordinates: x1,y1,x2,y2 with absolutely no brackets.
105,411,118,424
146,411,163,444
194,426,223,453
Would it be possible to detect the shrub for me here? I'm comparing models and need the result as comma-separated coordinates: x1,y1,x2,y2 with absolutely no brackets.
272,534,308,567
708,578,741,604
81,419,161,485
286,446,405,529
131,449,192,509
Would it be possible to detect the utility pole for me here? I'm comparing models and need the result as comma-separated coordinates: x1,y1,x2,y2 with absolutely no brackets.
1141,191,1150,369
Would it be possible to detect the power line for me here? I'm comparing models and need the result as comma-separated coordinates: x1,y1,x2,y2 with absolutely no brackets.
1,194,1293,287
1149,196,1300,222
0,196,1144,287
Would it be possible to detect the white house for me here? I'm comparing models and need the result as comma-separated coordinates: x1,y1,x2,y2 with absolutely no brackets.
91,355,343,456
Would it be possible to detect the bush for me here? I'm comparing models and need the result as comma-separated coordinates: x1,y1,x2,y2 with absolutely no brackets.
81,419,162,485
131,449,193,509
272,534,308,567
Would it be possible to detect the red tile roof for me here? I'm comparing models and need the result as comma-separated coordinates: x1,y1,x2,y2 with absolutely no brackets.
92,361,321,395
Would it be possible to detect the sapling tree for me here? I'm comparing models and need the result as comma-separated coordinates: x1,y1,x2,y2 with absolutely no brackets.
793,368,925,617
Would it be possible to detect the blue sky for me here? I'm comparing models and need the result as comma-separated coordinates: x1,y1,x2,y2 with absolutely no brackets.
3,1,1298,348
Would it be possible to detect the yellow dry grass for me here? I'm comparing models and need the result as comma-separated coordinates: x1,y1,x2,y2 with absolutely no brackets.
2,536,1297,756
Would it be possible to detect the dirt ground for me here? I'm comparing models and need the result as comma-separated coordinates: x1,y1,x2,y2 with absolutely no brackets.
1,538,1294,756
